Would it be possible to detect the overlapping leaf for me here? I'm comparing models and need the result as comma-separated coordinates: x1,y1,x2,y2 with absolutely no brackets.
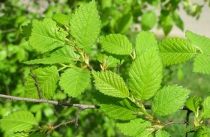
25,66,59,99
70,1,101,53
52,13,71,26
29,18,68,53
100,104,137,120
193,54,210,74
185,96,202,113
152,85,190,116
135,31,158,55
159,38,197,65
155,130,170,137
99,99,138,120
129,48,162,100
96,54,120,68
186,31,210,74
59,68,90,97
186,31,210,53
25,75,39,98
141,11,157,30
117,119,152,137
114,13,133,34
0,111,38,133
24,46,79,65
99,34,132,55
202,96,210,118
92,71,129,98
194,126,210,136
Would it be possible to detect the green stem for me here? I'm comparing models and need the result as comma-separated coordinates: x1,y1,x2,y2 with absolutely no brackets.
128,97,154,121
138,102,154,121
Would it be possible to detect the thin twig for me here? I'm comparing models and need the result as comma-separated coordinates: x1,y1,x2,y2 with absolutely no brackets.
0,94,96,110
164,121,186,126
53,119,76,130
30,69,42,98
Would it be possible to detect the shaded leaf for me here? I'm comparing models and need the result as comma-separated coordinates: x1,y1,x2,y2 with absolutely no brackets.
114,12,133,33
141,11,157,30
185,96,202,113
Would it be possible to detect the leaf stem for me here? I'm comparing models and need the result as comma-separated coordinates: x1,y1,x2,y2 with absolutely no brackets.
138,102,154,121
53,119,76,130
128,96,154,121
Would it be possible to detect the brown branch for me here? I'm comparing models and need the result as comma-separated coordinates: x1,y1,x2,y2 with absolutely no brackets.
0,94,96,110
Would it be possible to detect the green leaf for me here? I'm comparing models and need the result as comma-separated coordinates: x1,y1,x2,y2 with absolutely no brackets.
52,13,71,26
135,31,158,55
186,31,210,54
24,75,39,98
70,1,101,53
172,11,184,30
29,18,68,53
96,54,120,68
59,68,90,97
114,12,133,34
5,132,29,137
202,96,210,118
194,127,210,137
129,48,163,100
185,96,202,113
92,71,129,98
155,130,170,137
24,56,72,65
100,104,137,120
24,46,79,65
152,85,190,116
141,11,157,30
117,119,152,137
160,14,173,35
99,99,139,120
0,111,38,133
159,38,197,66
193,54,210,74
99,34,132,55
25,66,59,99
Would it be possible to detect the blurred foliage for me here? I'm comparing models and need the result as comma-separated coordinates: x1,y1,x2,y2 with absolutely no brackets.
0,0,210,137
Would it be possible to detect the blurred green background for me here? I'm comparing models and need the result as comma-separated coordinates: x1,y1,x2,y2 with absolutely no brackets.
0,0,210,136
